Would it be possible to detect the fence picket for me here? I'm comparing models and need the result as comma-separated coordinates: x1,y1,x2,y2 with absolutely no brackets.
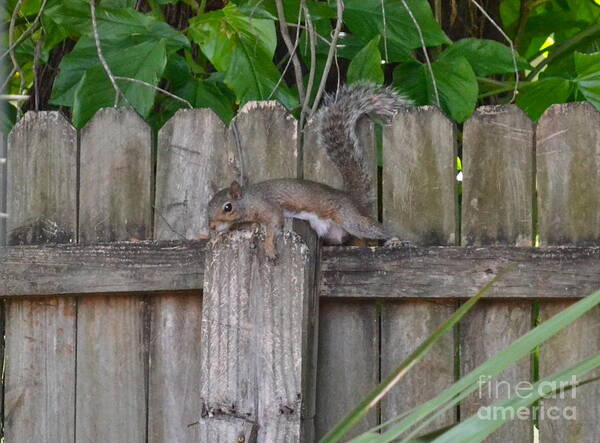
537,102,600,443
76,108,151,443
380,106,457,435
460,105,534,443
148,109,230,442
4,111,77,443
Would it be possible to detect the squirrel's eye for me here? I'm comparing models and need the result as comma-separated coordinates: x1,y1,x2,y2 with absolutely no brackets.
223,202,233,212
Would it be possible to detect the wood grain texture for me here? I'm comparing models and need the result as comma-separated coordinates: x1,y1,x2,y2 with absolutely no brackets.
537,103,600,443
233,101,298,183
460,301,533,442
76,107,151,443
149,109,212,443
381,301,456,434
7,111,77,241
383,106,457,245
303,118,377,216
199,228,317,442
3,111,77,443
4,298,76,443
380,106,457,436
154,109,233,239
315,300,379,440
462,105,534,246
79,108,152,243
460,105,534,442
0,241,205,296
537,102,600,246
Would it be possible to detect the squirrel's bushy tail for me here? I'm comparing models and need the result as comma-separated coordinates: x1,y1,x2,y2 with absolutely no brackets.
315,82,411,212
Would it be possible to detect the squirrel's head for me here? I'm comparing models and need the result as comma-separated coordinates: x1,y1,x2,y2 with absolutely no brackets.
207,181,243,233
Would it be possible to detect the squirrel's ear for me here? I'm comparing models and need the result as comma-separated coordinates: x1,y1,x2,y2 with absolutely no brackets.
228,181,242,199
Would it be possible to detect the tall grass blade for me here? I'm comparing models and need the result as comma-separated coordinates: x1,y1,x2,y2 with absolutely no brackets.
320,265,515,442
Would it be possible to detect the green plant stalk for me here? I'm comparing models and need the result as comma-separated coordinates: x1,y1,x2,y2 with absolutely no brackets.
373,289,600,441
146,0,166,21
433,352,600,442
526,24,600,81
320,265,515,443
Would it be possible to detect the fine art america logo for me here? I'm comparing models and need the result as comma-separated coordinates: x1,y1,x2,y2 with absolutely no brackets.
477,375,577,421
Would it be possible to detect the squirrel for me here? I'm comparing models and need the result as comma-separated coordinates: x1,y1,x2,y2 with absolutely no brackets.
207,82,411,259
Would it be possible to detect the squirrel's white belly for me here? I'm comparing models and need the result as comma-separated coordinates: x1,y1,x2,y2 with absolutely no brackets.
284,210,347,244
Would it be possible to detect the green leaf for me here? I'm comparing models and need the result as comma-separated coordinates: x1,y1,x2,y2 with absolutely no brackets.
344,0,450,62
188,4,298,109
440,38,530,76
69,38,168,127
367,289,600,441
177,78,236,123
347,36,384,85
516,77,573,120
393,56,478,122
574,52,600,111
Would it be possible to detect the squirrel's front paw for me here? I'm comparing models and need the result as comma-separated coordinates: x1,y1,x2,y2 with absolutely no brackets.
264,243,279,262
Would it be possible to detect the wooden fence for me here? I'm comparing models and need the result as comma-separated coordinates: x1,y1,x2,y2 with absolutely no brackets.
1,102,599,442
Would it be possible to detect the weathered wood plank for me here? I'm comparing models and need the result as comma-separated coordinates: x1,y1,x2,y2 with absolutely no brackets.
76,108,151,443
233,101,298,183
383,106,457,244
380,106,457,435
3,111,77,443
381,301,456,434
537,102,600,246
460,105,534,443
154,109,233,239
538,103,600,443
148,109,216,443
315,300,379,440
462,105,534,246
4,243,600,298
7,111,77,242
199,228,318,442
79,108,152,243
0,241,205,296
4,298,76,443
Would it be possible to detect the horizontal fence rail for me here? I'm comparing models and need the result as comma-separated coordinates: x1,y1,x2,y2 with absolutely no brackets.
1,102,599,442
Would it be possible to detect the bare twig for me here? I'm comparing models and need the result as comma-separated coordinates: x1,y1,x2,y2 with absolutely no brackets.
381,0,389,62
153,206,188,240
274,0,305,104
299,3,317,131
400,0,440,107
33,34,44,111
0,94,30,101
90,0,127,106
469,0,519,102
286,22,332,46
9,0,26,113
1,67,17,92
114,76,192,108
309,0,344,118
1,0,47,61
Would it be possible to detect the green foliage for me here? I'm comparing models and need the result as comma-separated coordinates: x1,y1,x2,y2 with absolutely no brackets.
2,0,600,129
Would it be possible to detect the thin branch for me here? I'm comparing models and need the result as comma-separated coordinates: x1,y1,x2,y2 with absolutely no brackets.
309,0,344,118
0,94,30,100
274,0,305,104
400,0,440,107
114,76,192,108
33,34,44,111
153,206,188,240
1,67,17,92
231,121,245,186
90,0,127,107
286,22,332,46
300,3,317,131
9,0,26,111
469,0,519,103
1,0,47,62
381,0,389,62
